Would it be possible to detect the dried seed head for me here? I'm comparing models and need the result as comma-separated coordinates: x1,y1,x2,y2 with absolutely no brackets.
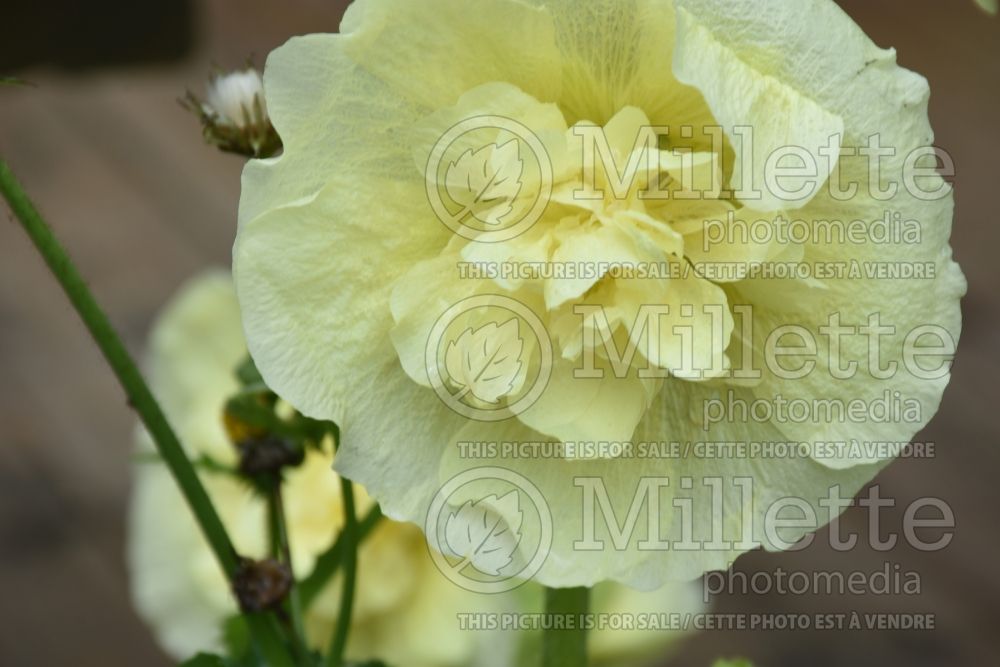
232,557,292,613
236,434,305,477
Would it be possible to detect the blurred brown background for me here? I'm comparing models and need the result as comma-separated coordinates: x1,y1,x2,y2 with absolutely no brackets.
0,1,997,665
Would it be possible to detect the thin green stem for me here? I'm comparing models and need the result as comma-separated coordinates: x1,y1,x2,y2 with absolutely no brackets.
300,505,382,609
325,477,359,667
0,158,295,667
270,485,311,662
542,587,590,667
267,489,283,558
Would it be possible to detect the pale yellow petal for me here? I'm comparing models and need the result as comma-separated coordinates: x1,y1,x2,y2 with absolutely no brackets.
240,35,427,225
341,0,562,109
673,4,844,212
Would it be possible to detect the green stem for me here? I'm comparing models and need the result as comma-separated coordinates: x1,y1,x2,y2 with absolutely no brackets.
300,505,382,609
270,485,311,662
542,587,590,667
267,488,283,558
0,158,295,667
325,477,359,667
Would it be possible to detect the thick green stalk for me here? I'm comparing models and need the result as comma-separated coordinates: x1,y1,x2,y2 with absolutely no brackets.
542,587,590,667
0,158,295,667
325,477,359,667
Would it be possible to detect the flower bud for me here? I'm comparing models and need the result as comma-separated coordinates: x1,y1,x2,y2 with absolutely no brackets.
206,69,266,128
184,66,281,158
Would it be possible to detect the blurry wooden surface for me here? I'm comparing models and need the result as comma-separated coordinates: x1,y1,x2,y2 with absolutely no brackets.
0,1,997,665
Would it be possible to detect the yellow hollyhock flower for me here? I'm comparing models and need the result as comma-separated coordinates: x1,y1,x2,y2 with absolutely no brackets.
234,0,964,588
127,272,703,665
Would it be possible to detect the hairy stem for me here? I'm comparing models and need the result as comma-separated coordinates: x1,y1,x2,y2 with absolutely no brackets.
0,158,295,667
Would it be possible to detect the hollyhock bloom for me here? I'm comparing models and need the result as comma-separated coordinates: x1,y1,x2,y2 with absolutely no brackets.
234,0,964,588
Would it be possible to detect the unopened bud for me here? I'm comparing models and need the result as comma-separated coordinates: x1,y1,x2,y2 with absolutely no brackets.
184,66,281,158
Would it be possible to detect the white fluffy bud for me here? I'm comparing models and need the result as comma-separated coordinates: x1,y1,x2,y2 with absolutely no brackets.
205,68,267,128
